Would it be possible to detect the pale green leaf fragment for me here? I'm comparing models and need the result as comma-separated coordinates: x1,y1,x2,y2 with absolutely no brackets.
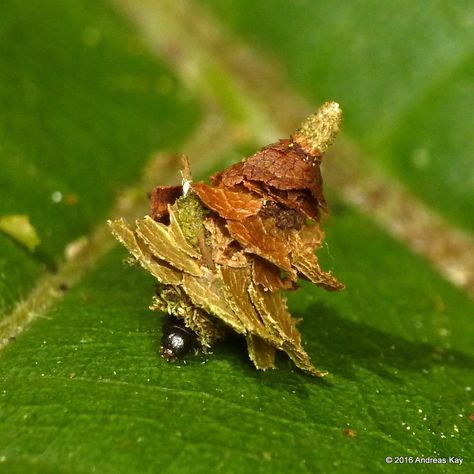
246,335,276,371
136,216,202,276
247,281,290,344
168,204,201,258
182,268,244,334
0,214,40,252
218,265,268,337
248,281,325,376
174,192,207,247
108,218,182,285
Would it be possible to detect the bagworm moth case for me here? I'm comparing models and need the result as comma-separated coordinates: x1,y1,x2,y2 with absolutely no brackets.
109,102,344,376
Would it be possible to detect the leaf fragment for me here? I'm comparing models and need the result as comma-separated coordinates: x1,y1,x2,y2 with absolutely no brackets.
192,182,263,221
149,185,182,222
219,265,267,336
226,215,295,272
136,216,202,276
248,281,325,376
108,218,182,285
0,214,40,252
204,217,248,268
182,269,244,334
173,192,207,247
252,257,295,291
246,335,276,371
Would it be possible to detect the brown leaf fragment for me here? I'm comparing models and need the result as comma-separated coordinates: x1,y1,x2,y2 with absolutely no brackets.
249,141,326,209
294,221,325,250
290,223,344,290
204,216,248,268
136,216,202,277
239,178,267,196
226,215,296,273
252,256,295,292
213,138,327,212
259,200,305,230
192,182,263,221
267,186,323,220
246,335,276,370
210,161,245,187
243,139,316,190
149,186,182,222
108,218,181,285
241,180,322,220
293,250,344,291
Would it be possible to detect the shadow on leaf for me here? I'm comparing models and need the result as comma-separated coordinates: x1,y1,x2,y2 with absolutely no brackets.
300,302,474,382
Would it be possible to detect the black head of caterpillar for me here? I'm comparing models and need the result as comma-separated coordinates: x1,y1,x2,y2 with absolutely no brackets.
160,317,197,361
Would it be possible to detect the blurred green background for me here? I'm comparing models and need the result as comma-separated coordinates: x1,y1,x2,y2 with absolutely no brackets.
0,1,472,473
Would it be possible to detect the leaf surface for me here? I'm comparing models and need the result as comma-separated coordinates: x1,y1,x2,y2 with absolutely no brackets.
0,1,473,473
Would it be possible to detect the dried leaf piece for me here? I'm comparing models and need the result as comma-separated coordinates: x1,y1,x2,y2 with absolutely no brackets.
242,139,319,191
213,140,326,209
293,252,344,291
226,215,295,272
248,281,325,376
290,222,344,291
246,335,276,371
108,218,181,285
204,217,248,268
182,268,244,334
221,265,319,374
210,161,245,187
136,216,202,277
192,182,263,221
149,186,182,222
252,257,295,292
219,265,267,337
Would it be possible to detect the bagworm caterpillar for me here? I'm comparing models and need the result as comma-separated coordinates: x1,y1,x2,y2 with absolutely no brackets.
109,102,344,376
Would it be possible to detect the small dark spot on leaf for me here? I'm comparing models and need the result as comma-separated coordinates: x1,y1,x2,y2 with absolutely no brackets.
343,427,356,438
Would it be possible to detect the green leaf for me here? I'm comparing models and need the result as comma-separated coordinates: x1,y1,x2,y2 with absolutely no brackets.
204,0,474,232
1,1,473,473
0,0,199,317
